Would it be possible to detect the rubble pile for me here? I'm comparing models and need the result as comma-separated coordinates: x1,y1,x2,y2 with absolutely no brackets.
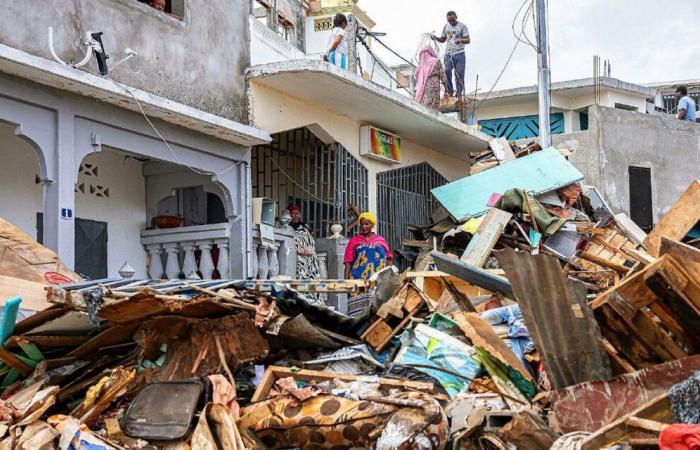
0,144,700,449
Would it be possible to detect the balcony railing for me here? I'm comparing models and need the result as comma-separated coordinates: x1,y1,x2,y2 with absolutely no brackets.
251,225,297,279
249,15,305,65
140,223,231,280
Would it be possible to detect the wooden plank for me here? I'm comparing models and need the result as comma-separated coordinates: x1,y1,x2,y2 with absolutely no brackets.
579,252,630,273
614,213,648,246
0,348,32,376
607,292,687,362
489,137,515,162
626,416,667,433
580,393,671,450
645,180,700,257
250,366,435,403
460,208,512,267
659,237,700,280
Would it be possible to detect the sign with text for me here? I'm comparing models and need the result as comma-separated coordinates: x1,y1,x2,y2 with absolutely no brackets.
314,17,333,32
360,126,402,164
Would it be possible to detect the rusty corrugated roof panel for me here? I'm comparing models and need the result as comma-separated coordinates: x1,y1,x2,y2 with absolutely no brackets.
496,248,612,389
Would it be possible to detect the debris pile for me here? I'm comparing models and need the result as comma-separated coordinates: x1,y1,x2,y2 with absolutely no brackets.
1,144,700,449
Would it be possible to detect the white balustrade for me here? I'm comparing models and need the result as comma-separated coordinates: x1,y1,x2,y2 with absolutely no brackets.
141,223,231,280
252,225,297,280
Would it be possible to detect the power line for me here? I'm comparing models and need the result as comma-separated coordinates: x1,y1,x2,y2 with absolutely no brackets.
360,27,416,68
357,32,414,95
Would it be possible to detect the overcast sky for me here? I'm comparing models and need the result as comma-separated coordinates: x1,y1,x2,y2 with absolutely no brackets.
360,0,700,93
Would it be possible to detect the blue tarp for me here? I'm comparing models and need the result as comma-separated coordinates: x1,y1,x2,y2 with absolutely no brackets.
431,148,584,221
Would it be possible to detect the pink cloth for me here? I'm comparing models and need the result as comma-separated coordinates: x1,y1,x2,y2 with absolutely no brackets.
414,46,439,103
208,374,240,420
343,234,392,264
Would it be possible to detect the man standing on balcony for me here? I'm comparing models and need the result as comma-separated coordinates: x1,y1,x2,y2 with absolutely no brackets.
433,11,470,100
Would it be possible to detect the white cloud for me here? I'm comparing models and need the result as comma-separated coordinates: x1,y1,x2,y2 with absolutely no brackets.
359,0,700,92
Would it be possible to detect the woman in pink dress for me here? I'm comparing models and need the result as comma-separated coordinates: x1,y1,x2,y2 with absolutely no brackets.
343,212,393,280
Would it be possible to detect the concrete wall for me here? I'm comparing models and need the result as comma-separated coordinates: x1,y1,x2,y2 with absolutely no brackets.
0,0,250,121
76,149,147,278
0,126,43,239
553,105,700,224
249,82,471,213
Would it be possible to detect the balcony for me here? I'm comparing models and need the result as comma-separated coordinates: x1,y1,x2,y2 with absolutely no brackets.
140,223,300,280
141,223,232,280
250,16,305,66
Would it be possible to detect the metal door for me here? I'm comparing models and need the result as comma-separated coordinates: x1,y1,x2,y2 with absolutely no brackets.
74,218,108,280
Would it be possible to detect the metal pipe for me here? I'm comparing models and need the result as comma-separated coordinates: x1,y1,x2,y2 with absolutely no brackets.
535,0,552,147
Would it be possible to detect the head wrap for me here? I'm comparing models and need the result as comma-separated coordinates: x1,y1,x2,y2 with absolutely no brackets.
287,204,301,213
358,212,377,226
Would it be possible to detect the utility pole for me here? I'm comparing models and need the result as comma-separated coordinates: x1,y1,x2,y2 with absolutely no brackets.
535,0,552,147
347,16,359,74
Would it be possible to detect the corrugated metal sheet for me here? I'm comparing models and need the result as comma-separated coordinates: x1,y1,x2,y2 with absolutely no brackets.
430,148,584,221
496,249,612,389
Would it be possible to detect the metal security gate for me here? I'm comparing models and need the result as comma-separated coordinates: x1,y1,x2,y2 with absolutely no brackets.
377,162,448,253
252,128,368,238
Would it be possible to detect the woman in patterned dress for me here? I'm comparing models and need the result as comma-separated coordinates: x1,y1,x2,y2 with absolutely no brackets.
343,212,393,280
289,205,326,306
414,46,449,110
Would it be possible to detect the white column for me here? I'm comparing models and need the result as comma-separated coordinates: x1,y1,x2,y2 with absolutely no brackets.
163,243,181,279
147,244,164,279
198,241,215,279
317,252,329,279
257,244,269,279
215,238,230,279
268,245,279,278
43,111,76,269
182,241,198,278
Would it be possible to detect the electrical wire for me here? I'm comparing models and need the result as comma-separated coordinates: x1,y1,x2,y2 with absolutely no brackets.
361,27,416,68
268,156,341,208
357,33,414,95
108,77,249,177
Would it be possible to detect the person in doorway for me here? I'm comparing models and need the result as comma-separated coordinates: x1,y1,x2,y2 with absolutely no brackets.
414,46,449,110
676,85,697,123
343,212,393,280
432,11,470,99
289,205,327,305
324,13,349,70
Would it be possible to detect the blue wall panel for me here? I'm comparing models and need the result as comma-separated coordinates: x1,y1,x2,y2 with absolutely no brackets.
479,112,565,140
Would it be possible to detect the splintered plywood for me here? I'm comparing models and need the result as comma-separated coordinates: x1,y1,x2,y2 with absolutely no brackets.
460,208,512,267
0,218,78,284
645,180,700,257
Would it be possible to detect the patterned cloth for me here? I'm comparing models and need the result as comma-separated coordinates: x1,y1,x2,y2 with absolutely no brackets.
344,234,393,280
293,224,327,306
238,391,447,450
419,60,447,110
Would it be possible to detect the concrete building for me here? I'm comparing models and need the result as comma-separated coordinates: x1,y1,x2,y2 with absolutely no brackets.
464,77,655,140
645,79,700,120
0,0,277,281
249,0,394,90
247,59,490,263
553,105,700,233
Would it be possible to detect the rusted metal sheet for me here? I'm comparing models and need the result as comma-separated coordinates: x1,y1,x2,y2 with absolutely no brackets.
496,248,612,389
549,354,700,433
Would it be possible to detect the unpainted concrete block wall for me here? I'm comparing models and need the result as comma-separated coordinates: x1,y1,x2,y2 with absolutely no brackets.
554,105,700,225
0,0,250,122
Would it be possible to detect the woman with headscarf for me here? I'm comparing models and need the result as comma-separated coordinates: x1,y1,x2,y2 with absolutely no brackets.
343,212,393,280
414,46,449,110
288,205,326,305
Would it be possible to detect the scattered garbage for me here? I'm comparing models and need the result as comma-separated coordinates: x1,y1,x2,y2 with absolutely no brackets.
2,142,700,449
